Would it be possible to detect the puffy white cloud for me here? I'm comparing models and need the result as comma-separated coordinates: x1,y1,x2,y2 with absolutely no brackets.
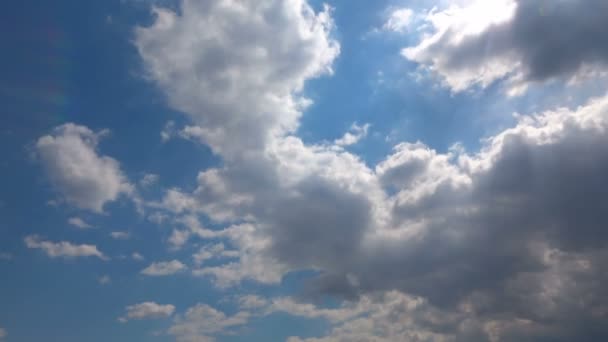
119,302,175,323
135,0,340,158
35,123,133,213
141,260,186,276
24,235,107,260
403,0,608,94
383,7,413,32
67,217,93,229
169,303,250,342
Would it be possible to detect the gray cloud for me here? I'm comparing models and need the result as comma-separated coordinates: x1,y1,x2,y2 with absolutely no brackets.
404,0,608,94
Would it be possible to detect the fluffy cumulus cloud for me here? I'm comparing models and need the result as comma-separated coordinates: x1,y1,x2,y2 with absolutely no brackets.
141,260,186,276
403,0,608,94
24,235,107,260
135,0,339,158
119,302,175,323
136,0,608,340
169,303,250,342
35,123,133,212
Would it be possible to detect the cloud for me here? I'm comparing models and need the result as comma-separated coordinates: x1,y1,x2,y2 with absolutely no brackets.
25,235,107,260
98,275,111,285
139,173,159,188
141,260,186,276
35,123,133,212
334,123,370,147
135,0,339,158
0,327,5,339
110,231,131,240
136,0,608,340
132,252,145,261
403,0,608,94
383,7,413,32
169,303,249,342
68,217,93,229
0,253,12,261
192,243,239,266
119,302,175,323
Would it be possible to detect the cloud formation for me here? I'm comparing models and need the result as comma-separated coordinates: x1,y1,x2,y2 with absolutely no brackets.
24,235,107,260
35,123,133,213
119,302,175,323
135,0,339,158
404,0,608,94
141,260,186,276
136,0,608,340
169,304,250,342
67,217,92,229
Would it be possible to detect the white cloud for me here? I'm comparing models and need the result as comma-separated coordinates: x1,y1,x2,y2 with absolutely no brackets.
192,243,239,266
160,120,176,142
135,0,339,158
25,235,107,260
383,8,413,32
68,217,93,229
119,302,175,323
139,173,159,188
169,303,249,342
110,231,131,240
141,260,186,276
35,123,133,213
334,123,370,147
168,229,190,250
132,252,145,261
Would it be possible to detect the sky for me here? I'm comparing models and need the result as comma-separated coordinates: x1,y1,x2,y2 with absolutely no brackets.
2,0,608,341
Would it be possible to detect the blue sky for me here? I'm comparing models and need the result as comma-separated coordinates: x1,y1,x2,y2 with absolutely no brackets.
2,0,608,341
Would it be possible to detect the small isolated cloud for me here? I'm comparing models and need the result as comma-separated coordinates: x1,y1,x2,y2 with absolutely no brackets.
0,327,6,339
110,231,131,240
141,260,186,276
98,275,111,285
383,8,413,32
35,123,133,213
68,217,92,229
25,235,107,260
132,252,144,261
119,302,175,323
139,173,159,188
334,123,370,147
160,120,176,142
